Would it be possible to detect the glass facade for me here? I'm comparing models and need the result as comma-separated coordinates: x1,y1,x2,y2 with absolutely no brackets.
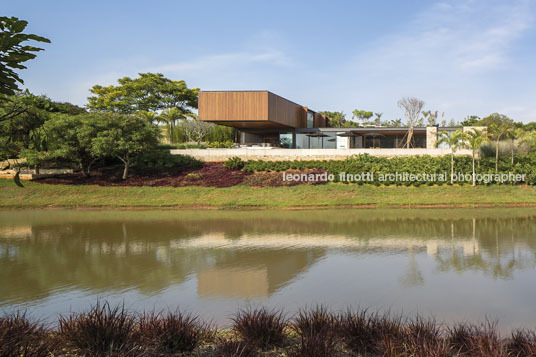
279,133,293,148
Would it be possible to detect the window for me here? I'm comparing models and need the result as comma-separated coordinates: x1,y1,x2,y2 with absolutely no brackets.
279,133,293,148
307,112,314,128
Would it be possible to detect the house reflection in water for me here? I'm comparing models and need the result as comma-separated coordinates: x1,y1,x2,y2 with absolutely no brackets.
1,209,536,306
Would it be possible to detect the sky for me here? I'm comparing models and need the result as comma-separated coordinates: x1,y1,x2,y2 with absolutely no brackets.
5,0,536,123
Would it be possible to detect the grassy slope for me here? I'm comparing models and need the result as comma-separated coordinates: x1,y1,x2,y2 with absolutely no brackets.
1,179,536,208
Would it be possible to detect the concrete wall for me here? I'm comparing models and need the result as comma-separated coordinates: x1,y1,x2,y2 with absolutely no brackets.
171,148,472,162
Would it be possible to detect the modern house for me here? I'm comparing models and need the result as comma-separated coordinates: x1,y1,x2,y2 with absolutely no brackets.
198,90,477,150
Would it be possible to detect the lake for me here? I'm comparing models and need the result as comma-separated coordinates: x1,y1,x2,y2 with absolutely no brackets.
1,208,536,331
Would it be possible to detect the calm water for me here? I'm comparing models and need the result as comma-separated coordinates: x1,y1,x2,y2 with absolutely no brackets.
1,208,536,330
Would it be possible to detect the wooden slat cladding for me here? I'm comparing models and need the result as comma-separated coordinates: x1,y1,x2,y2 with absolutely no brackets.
199,91,269,123
199,91,317,129
314,113,327,128
267,92,306,128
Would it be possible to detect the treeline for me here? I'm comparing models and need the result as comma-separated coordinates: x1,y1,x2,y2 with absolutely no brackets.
0,90,203,179
0,73,237,178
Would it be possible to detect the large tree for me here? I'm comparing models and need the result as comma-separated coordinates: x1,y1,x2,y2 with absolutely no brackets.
398,97,425,148
352,109,374,126
0,17,50,97
87,73,199,116
44,113,104,177
319,111,346,128
90,114,160,179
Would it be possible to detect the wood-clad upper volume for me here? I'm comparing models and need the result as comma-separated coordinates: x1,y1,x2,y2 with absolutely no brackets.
199,91,319,129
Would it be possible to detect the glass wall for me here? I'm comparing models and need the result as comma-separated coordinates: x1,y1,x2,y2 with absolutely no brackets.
279,133,293,148
295,132,337,149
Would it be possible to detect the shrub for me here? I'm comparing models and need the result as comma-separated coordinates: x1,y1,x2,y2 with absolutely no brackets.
133,149,202,174
290,306,339,357
0,312,53,357
339,309,405,356
138,310,209,354
58,302,140,356
232,307,287,349
447,321,504,356
173,143,208,149
208,140,235,148
507,329,536,356
241,153,536,186
224,156,245,170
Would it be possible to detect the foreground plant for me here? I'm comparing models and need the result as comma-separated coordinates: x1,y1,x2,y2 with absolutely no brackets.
58,301,140,356
290,306,339,357
232,307,287,349
0,312,53,357
138,309,210,354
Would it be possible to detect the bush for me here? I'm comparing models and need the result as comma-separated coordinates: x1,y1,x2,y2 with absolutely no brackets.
224,156,245,170
133,149,202,174
173,143,208,149
58,302,140,356
232,307,287,349
208,140,235,148
290,306,339,357
0,312,53,357
241,153,536,186
138,310,209,354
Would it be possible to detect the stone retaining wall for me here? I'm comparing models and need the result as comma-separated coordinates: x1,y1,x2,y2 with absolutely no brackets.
171,148,472,162
0,168,73,180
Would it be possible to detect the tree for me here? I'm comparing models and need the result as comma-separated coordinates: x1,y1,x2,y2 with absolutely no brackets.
182,114,214,144
351,109,374,126
436,129,464,184
159,107,185,144
0,92,50,160
319,111,346,128
87,73,199,114
508,128,526,165
480,113,513,128
488,120,514,173
90,114,160,179
44,113,103,177
373,112,383,126
397,97,424,148
422,110,438,126
460,115,480,126
463,129,489,187
0,17,50,97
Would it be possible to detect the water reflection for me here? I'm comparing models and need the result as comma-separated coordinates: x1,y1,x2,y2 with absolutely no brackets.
1,208,536,327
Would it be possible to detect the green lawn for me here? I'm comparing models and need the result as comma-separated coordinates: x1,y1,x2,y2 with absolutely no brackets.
1,179,536,208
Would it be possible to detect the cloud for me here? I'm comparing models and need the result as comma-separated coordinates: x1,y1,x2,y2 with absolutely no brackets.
318,0,536,122
151,50,292,74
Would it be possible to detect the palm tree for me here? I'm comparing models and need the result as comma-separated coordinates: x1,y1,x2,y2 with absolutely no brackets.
464,129,489,187
489,123,513,173
508,128,526,165
436,129,464,184
139,111,158,124
159,107,186,144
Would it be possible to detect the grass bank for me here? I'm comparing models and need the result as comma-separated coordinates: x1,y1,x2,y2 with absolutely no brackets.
1,179,536,209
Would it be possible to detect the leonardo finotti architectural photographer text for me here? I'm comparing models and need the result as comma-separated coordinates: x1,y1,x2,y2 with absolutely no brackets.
282,172,526,184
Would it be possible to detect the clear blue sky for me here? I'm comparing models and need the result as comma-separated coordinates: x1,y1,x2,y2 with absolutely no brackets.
5,0,536,122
